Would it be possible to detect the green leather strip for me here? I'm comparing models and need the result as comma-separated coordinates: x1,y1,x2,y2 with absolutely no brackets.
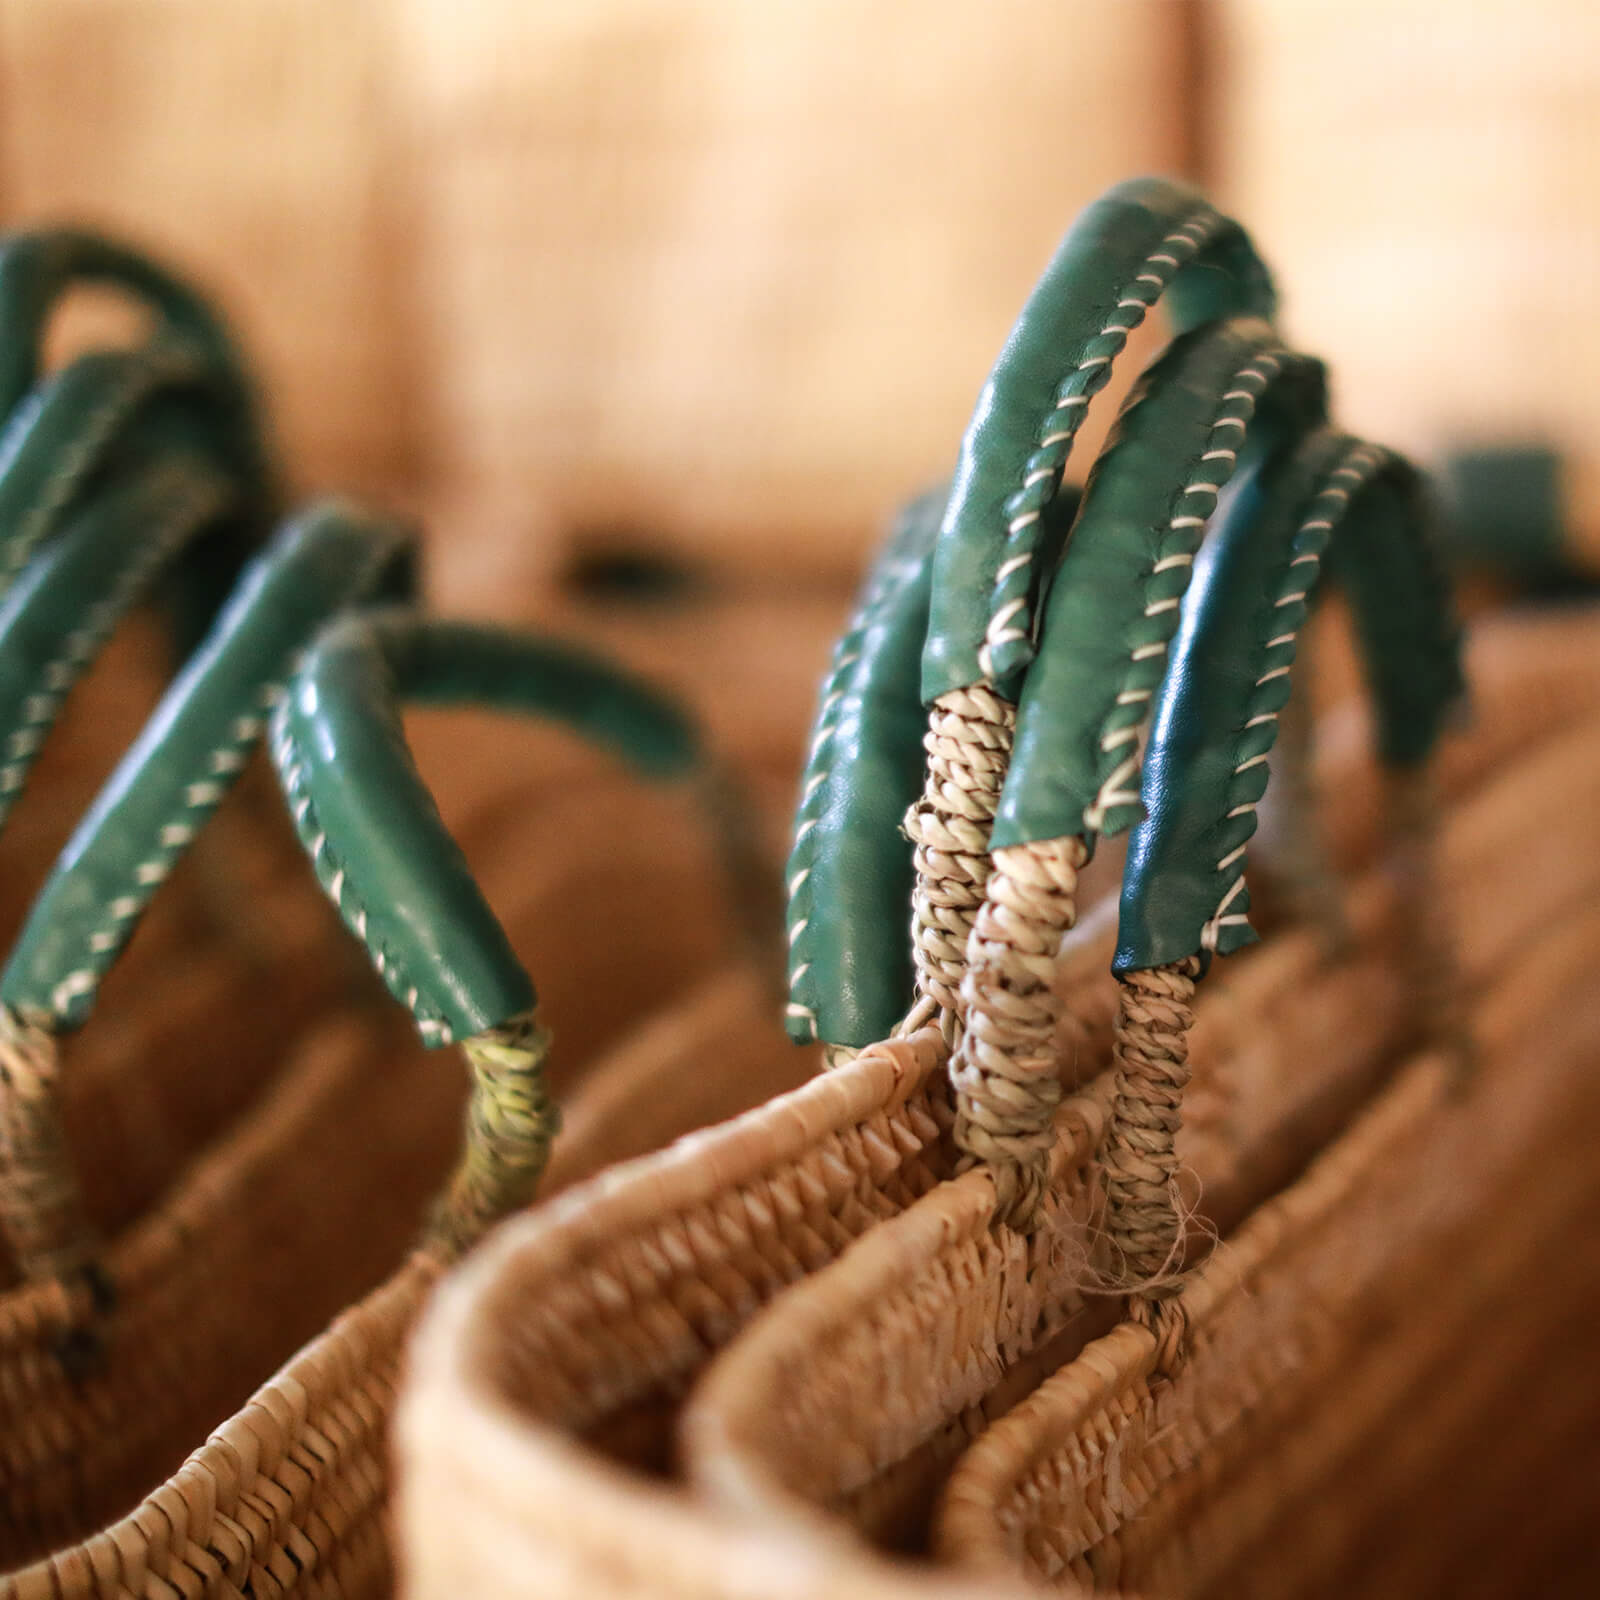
0,452,234,831
990,317,1327,851
785,480,1086,1047
273,613,707,1045
0,341,223,594
784,486,942,1046
1114,432,1464,975
922,176,1276,703
1,501,415,1028
0,229,263,455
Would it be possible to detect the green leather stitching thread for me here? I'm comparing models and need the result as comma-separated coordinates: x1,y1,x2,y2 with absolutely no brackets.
0,501,415,1028
991,318,1326,851
923,176,1277,703
784,485,944,1046
1114,432,1465,976
0,455,233,828
272,614,709,1046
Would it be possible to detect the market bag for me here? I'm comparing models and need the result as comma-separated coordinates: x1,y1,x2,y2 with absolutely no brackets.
395,687,1600,1600
0,583,774,1588
933,900,1600,1597
392,558,1600,1600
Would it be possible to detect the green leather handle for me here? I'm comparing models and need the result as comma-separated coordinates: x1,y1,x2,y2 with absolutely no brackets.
1114,432,1464,976
990,317,1326,851
0,340,248,587
271,613,709,1046
0,229,268,479
922,176,1276,704
783,487,942,1047
785,479,1084,1048
0,500,415,1027
0,450,235,830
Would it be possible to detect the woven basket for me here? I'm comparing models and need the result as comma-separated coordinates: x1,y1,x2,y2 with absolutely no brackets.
0,697,767,1581
392,610,1600,1598
0,948,799,1596
680,683,1600,1546
933,896,1600,1596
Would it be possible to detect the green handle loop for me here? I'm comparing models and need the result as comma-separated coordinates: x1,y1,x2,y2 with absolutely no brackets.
0,500,415,1027
271,613,709,1046
783,487,942,1047
1113,432,1464,974
0,340,249,586
922,176,1276,704
0,450,236,831
785,479,1083,1049
990,316,1327,851
0,229,267,474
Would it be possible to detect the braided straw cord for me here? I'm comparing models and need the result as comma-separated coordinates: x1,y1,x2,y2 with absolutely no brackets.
0,1011,92,1290
430,1011,557,1259
903,687,1015,1046
949,836,1090,1228
1100,955,1203,1350
936,899,1600,1592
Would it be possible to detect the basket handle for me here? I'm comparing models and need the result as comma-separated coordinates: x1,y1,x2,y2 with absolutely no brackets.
270,610,766,1254
949,317,1327,1222
921,175,1276,706
0,346,285,831
0,228,272,502
1102,432,1463,1323
0,502,414,1291
879,181,1277,1052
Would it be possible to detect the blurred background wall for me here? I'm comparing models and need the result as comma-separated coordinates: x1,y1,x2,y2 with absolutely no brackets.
0,0,1592,607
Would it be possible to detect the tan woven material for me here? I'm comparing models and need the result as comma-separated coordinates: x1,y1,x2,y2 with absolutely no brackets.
904,687,1017,1044
949,835,1091,1223
676,658,1600,1552
0,957,799,1596
933,897,1600,1595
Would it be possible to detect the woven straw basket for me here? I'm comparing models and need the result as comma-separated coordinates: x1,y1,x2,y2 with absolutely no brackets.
676,618,1600,1546
0,953,799,1597
0,709,774,1590
932,904,1600,1596
394,607,1600,1599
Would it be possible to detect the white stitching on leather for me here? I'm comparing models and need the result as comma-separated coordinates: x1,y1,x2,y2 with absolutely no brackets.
1202,438,1387,953
980,208,1223,675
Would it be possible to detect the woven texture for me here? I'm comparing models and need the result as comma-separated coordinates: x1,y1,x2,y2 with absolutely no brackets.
1,961,802,1596
935,901,1600,1595
396,612,1600,1598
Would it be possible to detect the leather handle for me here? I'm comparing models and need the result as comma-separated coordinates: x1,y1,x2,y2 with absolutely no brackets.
1114,432,1465,975
0,500,415,1028
0,231,274,529
784,486,942,1047
992,316,1327,851
786,479,1083,1050
0,450,236,832
270,612,710,1047
0,342,244,590
922,176,1277,704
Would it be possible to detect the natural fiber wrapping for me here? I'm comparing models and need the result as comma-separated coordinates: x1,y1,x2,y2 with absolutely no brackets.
934,899,1600,1597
